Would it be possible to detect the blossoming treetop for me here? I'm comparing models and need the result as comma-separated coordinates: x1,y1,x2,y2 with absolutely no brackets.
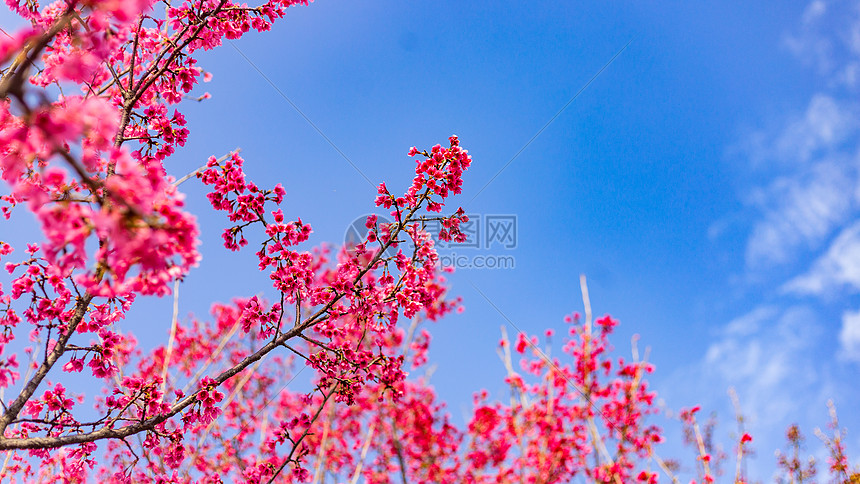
1,1,812,483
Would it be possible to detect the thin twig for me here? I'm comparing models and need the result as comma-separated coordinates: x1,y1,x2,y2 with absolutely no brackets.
310,405,334,484
350,420,377,484
179,319,242,396
172,149,239,187
580,274,592,331
187,358,265,466
161,279,181,397
650,449,680,484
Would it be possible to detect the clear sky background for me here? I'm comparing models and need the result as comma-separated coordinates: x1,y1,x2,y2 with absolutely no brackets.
4,0,860,480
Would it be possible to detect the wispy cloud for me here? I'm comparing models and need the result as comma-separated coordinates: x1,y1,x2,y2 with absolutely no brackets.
664,301,858,477
839,308,860,362
665,305,822,422
662,304,828,481
741,95,856,168
672,2,860,477
723,304,778,336
700,305,821,425
784,220,860,295
773,95,855,164
660,304,836,484
783,0,860,89
736,0,860,271
745,159,856,268
784,0,834,74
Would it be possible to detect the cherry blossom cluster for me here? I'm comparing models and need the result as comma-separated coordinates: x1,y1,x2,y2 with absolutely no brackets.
456,313,664,483
198,152,288,251
375,136,471,244
113,302,670,483
1,1,858,483
1,2,475,470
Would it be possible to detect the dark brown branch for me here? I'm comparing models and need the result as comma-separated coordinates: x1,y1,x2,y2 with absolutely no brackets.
114,0,229,150
0,293,93,436
0,8,75,100
0,188,437,450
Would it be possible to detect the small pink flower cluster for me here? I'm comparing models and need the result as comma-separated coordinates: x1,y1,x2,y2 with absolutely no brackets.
198,152,288,251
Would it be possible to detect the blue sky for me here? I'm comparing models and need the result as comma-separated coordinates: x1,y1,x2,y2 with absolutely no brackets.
4,0,860,480
162,0,860,478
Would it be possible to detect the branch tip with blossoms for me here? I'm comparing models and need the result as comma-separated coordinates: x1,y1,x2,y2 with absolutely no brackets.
0,2,473,468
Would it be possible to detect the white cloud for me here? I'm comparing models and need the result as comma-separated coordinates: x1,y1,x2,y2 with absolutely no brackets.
838,61,860,88
733,3,860,273
774,95,856,164
784,220,860,294
683,3,860,477
804,0,828,22
664,305,828,426
724,304,778,336
838,3,860,88
840,308,860,361
745,160,855,268
739,95,856,168
784,0,860,89
785,0,834,73
661,303,856,480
